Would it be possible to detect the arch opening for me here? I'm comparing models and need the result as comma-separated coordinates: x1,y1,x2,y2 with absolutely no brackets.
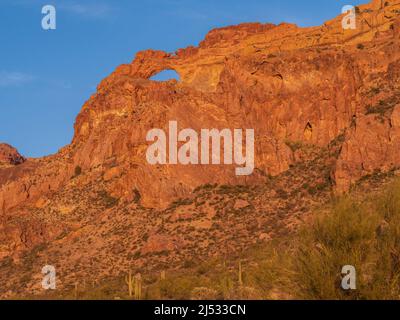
150,69,180,82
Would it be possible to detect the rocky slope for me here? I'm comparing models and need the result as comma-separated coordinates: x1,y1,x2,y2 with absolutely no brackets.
1,0,400,298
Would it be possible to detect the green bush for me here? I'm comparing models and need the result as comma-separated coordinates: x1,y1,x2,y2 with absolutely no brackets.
293,179,400,299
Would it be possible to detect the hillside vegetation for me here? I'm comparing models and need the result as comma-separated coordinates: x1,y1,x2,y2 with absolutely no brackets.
28,177,400,300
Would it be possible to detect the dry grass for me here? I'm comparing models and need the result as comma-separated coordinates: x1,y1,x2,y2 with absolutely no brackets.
292,178,400,299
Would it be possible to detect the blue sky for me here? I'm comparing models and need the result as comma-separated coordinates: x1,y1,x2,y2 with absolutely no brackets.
0,0,366,157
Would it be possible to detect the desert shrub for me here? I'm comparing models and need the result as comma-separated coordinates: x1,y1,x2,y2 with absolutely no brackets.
245,244,293,299
25,179,400,300
366,94,400,116
196,260,218,275
158,276,202,299
170,198,193,208
216,185,233,195
79,276,134,300
293,179,400,299
193,183,217,193
74,166,82,176
98,190,119,208
367,87,380,97
191,287,218,300
132,188,141,203
275,189,289,199
284,140,303,153
224,286,263,300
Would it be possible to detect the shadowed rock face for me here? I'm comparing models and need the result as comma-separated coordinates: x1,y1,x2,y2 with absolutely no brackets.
1,1,400,295
0,144,25,166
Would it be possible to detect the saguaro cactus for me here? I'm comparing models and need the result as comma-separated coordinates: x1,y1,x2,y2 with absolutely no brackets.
125,270,134,297
125,271,142,300
134,273,142,300
160,270,166,280
74,282,79,300
238,260,243,286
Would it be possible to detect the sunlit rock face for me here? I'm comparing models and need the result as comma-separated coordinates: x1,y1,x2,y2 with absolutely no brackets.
71,0,400,205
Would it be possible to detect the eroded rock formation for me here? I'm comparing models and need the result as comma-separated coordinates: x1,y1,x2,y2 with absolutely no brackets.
0,144,25,167
0,0,400,296
1,0,400,209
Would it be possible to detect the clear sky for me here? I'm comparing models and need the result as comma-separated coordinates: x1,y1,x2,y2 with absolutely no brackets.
0,0,366,158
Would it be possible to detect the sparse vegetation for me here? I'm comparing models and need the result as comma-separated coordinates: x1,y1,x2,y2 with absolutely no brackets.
71,165,82,179
98,190,119,208
367,86,380,97
284,140,303,153
6,137,399,301
74,166,82,176
292,178,400,299
365,94,399,116
44,177,400,300
132,188,141,203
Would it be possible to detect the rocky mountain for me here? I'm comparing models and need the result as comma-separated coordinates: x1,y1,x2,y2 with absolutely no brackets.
0,0,400,298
